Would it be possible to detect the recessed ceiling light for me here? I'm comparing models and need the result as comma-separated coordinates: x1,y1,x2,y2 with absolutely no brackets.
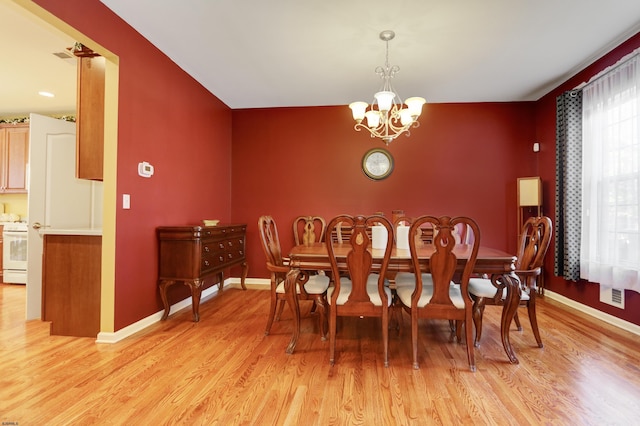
38,91,55,98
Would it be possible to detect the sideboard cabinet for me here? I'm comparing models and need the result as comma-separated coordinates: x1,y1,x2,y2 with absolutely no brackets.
157,224,248,322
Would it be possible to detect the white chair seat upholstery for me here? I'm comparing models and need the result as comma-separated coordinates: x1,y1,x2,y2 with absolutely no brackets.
396,281,466,309
394,272,435,288
468,277,530,301
328,273,392,306
276,274,330,294
394,272,457,288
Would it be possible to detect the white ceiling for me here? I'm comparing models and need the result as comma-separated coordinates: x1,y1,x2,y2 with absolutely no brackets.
3,0,640,116
0,0,77,116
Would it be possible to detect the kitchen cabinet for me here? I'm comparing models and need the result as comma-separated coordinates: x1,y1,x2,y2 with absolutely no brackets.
73,45,105,181
42,233,101,337
0,124,29,193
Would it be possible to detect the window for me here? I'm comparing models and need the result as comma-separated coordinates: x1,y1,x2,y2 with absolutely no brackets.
581,52,640,291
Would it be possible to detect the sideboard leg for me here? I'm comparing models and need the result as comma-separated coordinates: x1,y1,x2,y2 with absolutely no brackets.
159,279,176,320
240,261,248,290
187,279,203,322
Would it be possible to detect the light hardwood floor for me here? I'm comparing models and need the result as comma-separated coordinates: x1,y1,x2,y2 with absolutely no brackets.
1,282,639,425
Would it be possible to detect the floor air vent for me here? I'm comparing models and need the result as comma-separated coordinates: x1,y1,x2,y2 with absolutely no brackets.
599,286,625,309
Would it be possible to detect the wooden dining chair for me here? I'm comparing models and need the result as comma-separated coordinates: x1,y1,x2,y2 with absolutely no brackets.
396,216,481,371
325,214,394,366
468,216,552,348
293,215,326,246
257,215,330,337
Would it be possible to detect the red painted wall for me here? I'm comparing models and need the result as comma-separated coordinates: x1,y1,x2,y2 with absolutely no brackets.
232,103,536,279
34,0,640,329
34,0,233,330
535,32,640,326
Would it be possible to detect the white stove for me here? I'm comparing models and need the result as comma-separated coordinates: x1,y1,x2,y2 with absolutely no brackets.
3,222,28,284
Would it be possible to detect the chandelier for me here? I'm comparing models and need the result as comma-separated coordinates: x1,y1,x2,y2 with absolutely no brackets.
349,30,426,145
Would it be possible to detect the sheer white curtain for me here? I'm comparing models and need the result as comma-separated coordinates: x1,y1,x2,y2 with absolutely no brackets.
581,51,640,292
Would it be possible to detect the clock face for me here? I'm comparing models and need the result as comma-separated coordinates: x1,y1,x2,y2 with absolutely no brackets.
362,148,394,180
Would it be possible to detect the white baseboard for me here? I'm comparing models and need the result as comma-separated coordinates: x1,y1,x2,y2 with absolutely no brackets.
96,281,639,344
544,289,640,336
95,277,270,344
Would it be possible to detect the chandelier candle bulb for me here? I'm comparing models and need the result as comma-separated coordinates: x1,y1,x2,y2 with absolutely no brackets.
396,225,410,250
371,225,388,250
349,102,368,123
365,110,381,128
400,109,413,126
405,97,426,117
375,91,395,112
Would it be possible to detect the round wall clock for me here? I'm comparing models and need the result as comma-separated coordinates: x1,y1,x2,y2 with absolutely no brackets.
362,148,394,180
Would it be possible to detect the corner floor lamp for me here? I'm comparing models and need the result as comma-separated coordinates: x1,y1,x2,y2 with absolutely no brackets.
517,176,543,233
517,176,544,294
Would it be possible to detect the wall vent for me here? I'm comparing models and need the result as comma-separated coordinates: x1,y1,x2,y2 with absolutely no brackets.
53,51,75,62
599,286,625,309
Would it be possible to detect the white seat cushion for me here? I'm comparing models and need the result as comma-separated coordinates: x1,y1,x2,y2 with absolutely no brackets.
468,277,530,301
394,272,456,289
396,281,467,309
327,273,392,306
275,274,330,294
394,272,434,287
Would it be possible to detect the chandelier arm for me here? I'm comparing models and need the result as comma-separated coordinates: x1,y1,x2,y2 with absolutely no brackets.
354,118,419,145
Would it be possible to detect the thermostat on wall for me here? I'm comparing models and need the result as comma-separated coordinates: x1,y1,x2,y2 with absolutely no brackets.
138,161,154,178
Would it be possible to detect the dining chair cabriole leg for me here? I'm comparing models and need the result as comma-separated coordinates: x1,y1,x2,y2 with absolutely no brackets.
389,292,403,335
314,294,328,340
528,294,543,348
411,311,419,370
329,309,337,365
465,310,476,372
513,311,523,330
265,283,279,336
472,299,486,347
382,310,389,368
275,299,286,322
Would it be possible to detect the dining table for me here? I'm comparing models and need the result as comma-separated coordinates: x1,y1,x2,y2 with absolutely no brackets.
284,242,523,364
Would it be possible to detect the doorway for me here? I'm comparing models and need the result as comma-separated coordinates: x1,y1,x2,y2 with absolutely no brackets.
0,0,118,336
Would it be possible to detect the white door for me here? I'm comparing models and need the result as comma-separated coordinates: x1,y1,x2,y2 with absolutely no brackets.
26,113,99,320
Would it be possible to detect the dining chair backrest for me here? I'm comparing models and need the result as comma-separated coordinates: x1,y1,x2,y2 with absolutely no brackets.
293,215,326,246
516,216,553,286
453,222,475,245
325,214,394,312
408,216,481,310
258,215,285,269
392,215,434,246
402,215,480,371
330,220,375,243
